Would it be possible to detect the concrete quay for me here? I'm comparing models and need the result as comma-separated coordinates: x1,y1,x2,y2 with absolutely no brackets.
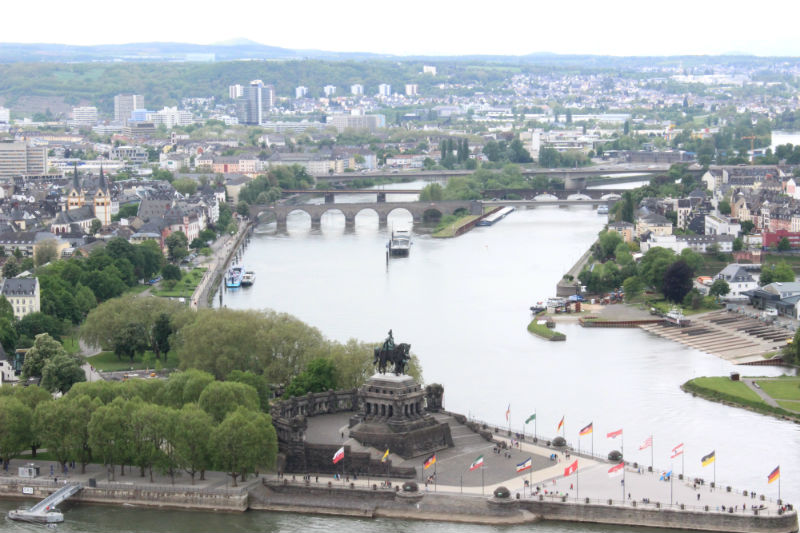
639,309,791,364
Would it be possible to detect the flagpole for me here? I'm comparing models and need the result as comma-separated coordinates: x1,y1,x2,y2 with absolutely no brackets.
481,464,484,496
622,465,626,503
681,447,684,478
650,435,654,470
576,460,580,501
534,409,537,440
434,460,437,492
670,461,674,506
591,430,594,457
713,454,716,486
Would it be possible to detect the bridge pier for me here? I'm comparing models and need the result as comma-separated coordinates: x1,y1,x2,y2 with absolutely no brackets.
276,217,288,233
311,216,322,230
345,215,356,229
377,192,386,203
324,193,335,204
378,214,388,228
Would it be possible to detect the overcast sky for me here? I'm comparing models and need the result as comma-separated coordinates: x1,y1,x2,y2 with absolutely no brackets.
4,0,800,57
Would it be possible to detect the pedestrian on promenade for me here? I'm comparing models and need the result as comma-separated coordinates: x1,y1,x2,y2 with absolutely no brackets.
697,493,701,501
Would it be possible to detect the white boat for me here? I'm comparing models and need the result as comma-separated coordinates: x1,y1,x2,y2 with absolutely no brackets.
597,204,609,215
241,271,256,287
664,307,686,326
8,507,64,523
387,229,411,257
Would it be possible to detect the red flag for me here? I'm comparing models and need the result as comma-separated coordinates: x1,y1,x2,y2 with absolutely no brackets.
639,436,652,450
607,429,622,439
671,443,684,458
563,460,578,477
332,446,345,464
505,404,510,422
608,462,624,477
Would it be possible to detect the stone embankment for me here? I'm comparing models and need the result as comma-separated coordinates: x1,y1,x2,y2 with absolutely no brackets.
192,221,252,309
251,479,797,533
639,309,791,364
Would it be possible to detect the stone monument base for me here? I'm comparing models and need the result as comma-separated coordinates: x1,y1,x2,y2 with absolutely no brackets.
349,373,453,459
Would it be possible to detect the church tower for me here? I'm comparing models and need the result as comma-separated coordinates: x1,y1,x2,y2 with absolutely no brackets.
93,166,111,226
67,164,85,210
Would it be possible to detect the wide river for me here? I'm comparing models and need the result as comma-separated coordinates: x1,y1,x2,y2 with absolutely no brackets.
7,183,798,532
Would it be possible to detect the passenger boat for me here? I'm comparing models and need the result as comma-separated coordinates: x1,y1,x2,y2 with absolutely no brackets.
477,206,515,226
664,306,686,326
387,229,411,257
241,271,256,287
8,507,64,523
226,265,244,288
597,204,609,215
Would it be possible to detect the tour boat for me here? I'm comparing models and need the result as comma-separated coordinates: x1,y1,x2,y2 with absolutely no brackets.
226,265,244,288
241,271,256,287
664,306,686,326
387,229,412,257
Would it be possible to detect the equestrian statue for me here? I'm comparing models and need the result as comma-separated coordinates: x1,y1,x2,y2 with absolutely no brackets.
373,329,411,375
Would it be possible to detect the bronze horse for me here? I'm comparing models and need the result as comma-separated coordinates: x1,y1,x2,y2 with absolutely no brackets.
373,343,411,375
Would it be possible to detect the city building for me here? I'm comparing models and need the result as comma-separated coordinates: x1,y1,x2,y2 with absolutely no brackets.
405,84,418,97
1,278,40,320
228,84,244,99
350,84,364,96
235,80,274,125
423,65,437,76
705,214,741,236
323,85,336,97
147,107,193,128
59,165,113,228
378,84,391,97
0,141,47,178
327,113,386,133
114,94,145,125
295,86,308,99
715,264,759,298
0,107,9,124
71,106,98,126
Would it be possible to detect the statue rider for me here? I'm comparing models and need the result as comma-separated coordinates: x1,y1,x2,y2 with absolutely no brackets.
382,329,395,353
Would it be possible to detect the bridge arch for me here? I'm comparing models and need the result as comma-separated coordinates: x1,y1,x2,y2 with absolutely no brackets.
534,194,559,201
601,193,622,201
567,193,592,201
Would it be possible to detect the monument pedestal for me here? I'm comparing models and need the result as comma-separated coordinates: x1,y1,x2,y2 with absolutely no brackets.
349,373,453,459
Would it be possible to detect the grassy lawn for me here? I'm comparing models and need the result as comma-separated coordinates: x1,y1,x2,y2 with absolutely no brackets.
688,377,765,404
151,268,207,299
61,336,80,355
432,215,480,238
755,377,800,401
86,350,179,373
776,400,800,413
527,318,566,341
15,451,59,462
648,298,721,316
127,284,152,295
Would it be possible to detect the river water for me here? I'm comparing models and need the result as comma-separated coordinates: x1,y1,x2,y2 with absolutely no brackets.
8,184,799,532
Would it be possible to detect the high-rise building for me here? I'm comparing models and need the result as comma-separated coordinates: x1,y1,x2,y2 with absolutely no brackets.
323,85,336,97
328,113,386,133
114,94,145,125
0,141,48,178
71,106,98,126
147,107,193,128
236,80,274,125
423,65,437,76
228,84,244,99
405,84,418,97
295,86,308,99
0,107,10,124
350,84,364,96
378,84,391,97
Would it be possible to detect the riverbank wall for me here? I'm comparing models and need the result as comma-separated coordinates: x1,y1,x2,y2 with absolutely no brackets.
0,478,249,512
556,247,593,297
194,221,252,309
251,479,798,532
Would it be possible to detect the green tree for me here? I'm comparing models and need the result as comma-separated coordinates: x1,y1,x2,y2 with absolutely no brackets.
210,407,277,486
284,358,338,398
22,333,67,379
88,400,127,480
718,200,731,215
3,257,19,278
236,201,250,217
34,399,76,469
662,260,694,303
90,219,103,235
41,353,85,393
160,368,215,408
174,404,214,483
622,276,644,301
152,313,172,361
741,220,754,234
419,183,444,201
679,248,704,273
172,178,198,196
709,279,731,297
34,239,60,267
0,397,32,469
227,370,271,411
638,247,676,288
165,231,189,263
778,237,791,252
198,381,259,422
733,237,743,252
112,322,149,362
161,264,182,281
620,192,635,223
63,394,100,473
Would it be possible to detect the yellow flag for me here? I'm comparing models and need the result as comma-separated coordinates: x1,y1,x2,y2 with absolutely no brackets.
381,449,389,463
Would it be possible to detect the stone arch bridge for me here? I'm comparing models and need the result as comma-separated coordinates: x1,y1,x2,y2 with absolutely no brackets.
251,200,480,231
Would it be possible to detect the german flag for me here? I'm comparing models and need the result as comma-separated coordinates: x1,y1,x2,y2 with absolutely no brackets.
768,466,780,484
423,454,436,470
579,422,593,436
701,450,715,467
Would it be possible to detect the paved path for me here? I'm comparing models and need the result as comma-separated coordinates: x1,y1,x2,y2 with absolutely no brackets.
743,378,780,407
